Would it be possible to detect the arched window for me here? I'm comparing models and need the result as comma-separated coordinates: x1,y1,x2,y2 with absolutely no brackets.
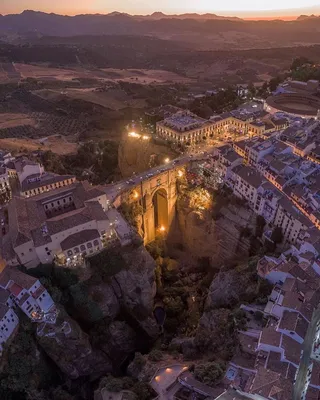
87,242,93,249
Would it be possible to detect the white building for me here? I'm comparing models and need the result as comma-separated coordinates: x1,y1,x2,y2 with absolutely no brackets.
5,181,116,268
0,266,55,320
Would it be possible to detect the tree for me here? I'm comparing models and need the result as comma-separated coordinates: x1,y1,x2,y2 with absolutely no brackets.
132,382,155,400
269,76,283,92
291,56,313,71
255,215,266,238
247,83,256,98
271,226,283,246
194,362,226,387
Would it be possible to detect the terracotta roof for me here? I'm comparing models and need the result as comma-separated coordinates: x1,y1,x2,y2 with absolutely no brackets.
8,283,23,297
60,229,100,251
0,303,9,319
0,266,37,290
250,367,293,399
281,291,304,311
278,311,308,339
236,165,265,189
281,335,302,365
306,386,320,400
0,287,10,305
311,362,320,387
260,327,282,347
21,173,75,192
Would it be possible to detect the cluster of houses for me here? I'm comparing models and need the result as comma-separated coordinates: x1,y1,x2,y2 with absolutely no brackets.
220,232,320,400
210,118,320,246
0,264,55,355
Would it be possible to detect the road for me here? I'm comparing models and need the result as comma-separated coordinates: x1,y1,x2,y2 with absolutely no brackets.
104,135,250,203
105,151,212,202
293,307,320,400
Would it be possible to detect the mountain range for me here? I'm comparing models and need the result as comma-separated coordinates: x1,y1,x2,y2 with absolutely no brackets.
1,10,320,50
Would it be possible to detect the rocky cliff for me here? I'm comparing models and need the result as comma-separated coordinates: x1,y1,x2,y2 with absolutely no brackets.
37,244,158,379
118,136,176,178
37,307,112,379
88,245,157,332
173,194,254,265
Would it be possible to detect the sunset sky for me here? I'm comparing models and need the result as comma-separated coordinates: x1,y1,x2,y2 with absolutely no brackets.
1,0,320,18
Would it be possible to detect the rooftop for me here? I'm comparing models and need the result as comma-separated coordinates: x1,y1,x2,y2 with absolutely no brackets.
0,266,38,291
21,172,75,192
60,229,100,251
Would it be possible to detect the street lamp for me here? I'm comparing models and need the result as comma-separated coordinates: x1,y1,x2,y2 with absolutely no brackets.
164,157,170,164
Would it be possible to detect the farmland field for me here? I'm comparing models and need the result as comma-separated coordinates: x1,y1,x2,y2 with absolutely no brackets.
0,135,78,155
33,88,147,110
11,63,190,85
0,113,36,129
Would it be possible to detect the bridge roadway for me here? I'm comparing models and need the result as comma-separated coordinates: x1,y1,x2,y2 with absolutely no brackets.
104,151,213,203
104,133,251,203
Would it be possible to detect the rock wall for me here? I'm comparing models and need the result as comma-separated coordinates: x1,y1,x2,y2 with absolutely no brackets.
118,136,176,178
173,199,254,265
37,307,112,379
37,245,157,379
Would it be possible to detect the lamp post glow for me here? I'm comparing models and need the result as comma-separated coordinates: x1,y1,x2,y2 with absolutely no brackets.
164,157,170,164
159,225,166,233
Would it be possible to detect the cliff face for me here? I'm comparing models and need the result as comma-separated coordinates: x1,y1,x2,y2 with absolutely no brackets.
37,307,112,379
174,198,254,265
37,245,157,379
118,136,176,178
89,245,157,319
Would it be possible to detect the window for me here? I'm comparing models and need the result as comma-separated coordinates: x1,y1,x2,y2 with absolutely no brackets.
63,199,66,203
80,245,86,251
67,250,73,257
93,240,99,246
74,247,79,254
29,248,32,252
87,242,92,249
45,247,49,251
21,253,24,257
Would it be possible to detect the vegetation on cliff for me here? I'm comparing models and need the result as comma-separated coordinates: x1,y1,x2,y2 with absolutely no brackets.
40,140,119,184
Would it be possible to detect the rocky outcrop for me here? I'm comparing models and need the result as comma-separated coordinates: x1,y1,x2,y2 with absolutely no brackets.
118,136,176,178
100,320,137,362
37,307,112,379
113,245,157,318
175,198,254,265
205,257,262,309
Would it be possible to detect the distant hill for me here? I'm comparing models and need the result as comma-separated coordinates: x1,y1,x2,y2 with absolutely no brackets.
135,11,242,21
1,10,320,50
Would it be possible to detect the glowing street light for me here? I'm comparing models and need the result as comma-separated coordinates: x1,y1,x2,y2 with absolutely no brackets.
128,131,140,138
159,225,166,233
164,157,170,164
177,170,184,177
132,190,139,199
142,135,150,140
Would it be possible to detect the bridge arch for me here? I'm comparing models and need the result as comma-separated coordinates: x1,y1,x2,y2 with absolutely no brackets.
152,187,168,235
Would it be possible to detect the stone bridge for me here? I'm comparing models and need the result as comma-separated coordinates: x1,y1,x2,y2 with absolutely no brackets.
114,165,186,243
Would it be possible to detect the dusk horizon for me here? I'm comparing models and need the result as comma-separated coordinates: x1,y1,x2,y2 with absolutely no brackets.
1,1,320,19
